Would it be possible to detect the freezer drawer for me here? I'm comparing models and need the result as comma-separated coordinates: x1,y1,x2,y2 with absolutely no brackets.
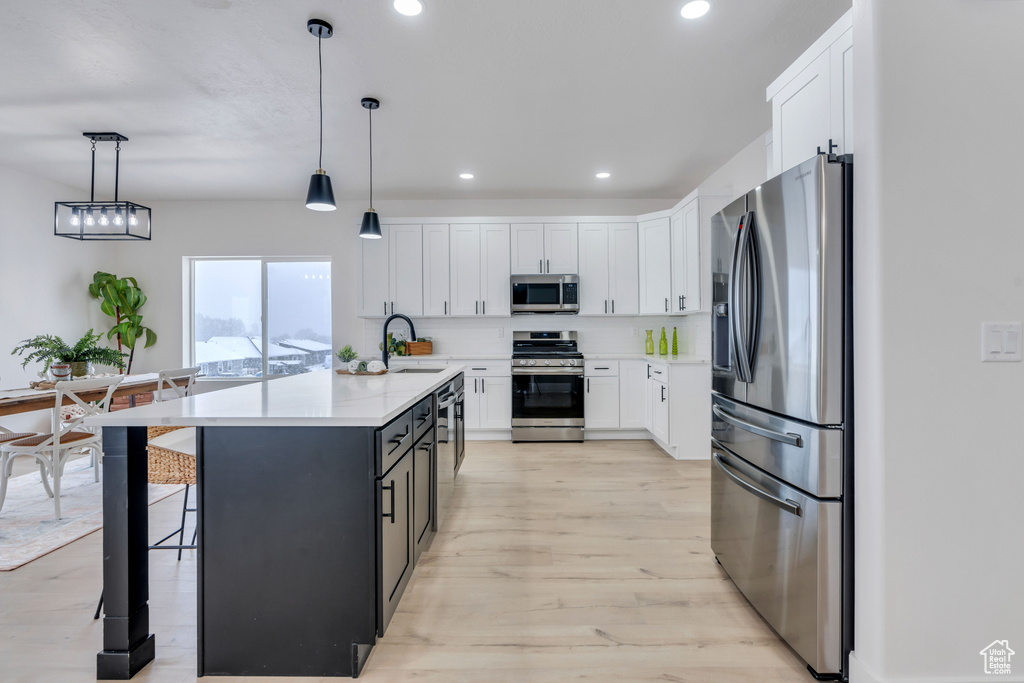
711,442,841,677
712,394,842,498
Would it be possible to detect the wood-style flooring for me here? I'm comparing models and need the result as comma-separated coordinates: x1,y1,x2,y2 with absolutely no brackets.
0,440,811,682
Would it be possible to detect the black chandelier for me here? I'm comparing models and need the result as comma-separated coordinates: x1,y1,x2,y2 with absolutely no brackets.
54,133,151,241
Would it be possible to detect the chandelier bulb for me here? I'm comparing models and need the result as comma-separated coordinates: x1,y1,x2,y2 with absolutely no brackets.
84,209,96,227
69,209,81,227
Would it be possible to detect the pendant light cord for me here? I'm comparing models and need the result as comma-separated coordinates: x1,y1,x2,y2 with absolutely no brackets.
368,107,373,208
318,35,324,170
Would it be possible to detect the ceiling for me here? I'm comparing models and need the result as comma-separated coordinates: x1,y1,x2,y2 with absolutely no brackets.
0,0,850,202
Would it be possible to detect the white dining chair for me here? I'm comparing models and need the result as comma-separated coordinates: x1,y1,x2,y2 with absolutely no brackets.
0,376,123,519
155,367,201,402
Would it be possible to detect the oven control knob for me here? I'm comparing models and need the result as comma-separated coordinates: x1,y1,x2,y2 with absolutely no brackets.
544,360,551,366
529,359,536,366
568,359,577,366
560,359,566,366
519,359,527,366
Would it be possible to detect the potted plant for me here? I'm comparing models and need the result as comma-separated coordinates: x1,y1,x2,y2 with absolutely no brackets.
336,345,359,364
88,271,157,374
12,330,127,378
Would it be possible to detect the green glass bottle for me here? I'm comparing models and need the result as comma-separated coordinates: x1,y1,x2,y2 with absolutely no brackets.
659,327,668,355
672,327,678,355
645,330,654,355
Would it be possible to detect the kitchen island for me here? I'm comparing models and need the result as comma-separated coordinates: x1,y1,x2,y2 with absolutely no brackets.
86,366,464,680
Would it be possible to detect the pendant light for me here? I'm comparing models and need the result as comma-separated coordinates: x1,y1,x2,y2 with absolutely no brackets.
359,97,383,239
305,19,336,211
54,132,151,241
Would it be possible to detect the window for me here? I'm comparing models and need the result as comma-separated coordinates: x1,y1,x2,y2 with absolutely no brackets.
190,258,332,379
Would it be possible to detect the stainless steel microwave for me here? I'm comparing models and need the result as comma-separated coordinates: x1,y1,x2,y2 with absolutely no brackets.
510,275,579,314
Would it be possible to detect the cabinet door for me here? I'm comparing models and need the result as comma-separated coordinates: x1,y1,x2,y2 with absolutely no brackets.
449,224,481,316
478,375,511,429
671,201,701,314
413,433,434,562
638,217,672,315
585,375,619,429
544,223,578,274
379,451,412,635
619,361,647,430
510,224,544,274
577,223,610,315
480,224,511,316
389,224,423,317
608,222,639,315
772,49,831,175
649,378,670,443
422,224,450,316
830,28,853,157
463,380,481,430
358,226,390,318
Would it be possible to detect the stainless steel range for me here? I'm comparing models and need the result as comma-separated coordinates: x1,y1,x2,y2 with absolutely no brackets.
511,331,584,442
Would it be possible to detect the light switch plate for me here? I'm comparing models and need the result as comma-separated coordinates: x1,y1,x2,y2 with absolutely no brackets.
982,322,1023,362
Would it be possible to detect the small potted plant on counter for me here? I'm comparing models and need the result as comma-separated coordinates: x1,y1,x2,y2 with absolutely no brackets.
12,329,127,378
336,345,359,365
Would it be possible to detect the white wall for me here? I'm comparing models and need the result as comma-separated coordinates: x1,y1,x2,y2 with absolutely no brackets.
0,165,120,430
850,1,1024,682
697,132,770,198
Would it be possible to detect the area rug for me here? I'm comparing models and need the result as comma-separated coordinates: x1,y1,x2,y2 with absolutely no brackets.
0,458,183,571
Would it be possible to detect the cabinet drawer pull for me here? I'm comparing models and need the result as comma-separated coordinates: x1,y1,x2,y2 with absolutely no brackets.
388,431,410,453
382,482,396,524
594,366,610,370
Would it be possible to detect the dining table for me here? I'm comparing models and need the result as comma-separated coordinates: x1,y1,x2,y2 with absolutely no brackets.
0,373,188,418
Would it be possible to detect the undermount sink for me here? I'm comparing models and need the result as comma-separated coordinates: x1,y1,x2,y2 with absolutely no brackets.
390,367,446,373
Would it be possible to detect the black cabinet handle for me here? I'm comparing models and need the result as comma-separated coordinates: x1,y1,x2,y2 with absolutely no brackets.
444,301,447,315
382,482,396,524
612,300,615,314
587,378,590,392
661,385,666,402
388,431,410,453
481,378,485,393
417,411,431,424
482,301,486,315
647,364,651,378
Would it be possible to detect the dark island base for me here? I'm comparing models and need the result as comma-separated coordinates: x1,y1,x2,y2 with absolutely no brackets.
198,426,378,677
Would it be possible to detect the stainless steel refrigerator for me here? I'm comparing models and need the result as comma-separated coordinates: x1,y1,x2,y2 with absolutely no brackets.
710,153,853,680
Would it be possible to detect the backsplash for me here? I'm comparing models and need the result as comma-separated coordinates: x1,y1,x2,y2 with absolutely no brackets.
356,313,710,359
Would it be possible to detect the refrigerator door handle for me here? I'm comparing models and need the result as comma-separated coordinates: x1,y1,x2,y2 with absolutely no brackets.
713,453,801,516
712,404,803,447
745,210,764,380
731,215,753,382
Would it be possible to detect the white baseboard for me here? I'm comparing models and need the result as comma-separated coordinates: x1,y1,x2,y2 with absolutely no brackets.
848,650,1024,683
583,430,650,440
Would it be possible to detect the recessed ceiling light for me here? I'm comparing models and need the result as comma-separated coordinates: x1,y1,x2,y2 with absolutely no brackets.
460,173,474,179
596,172,611,179
394,0,424,16
680,0,710,19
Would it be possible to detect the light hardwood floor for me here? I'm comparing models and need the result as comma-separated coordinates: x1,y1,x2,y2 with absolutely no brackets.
0,440,811,682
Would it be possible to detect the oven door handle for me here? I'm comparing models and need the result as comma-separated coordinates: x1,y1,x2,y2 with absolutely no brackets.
511,367,584,375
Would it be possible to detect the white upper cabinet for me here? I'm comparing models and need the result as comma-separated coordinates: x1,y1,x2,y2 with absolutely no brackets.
670,201,701,314
450,223,510,317
422,224,450,316
357,226,391,318
389,225,424,317
767,10,852,175
638,217,672,315
510,223,577,274
579,223,638,315
543,223,578,274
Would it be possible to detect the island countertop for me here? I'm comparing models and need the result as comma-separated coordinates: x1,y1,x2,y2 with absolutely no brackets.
84,365,463,428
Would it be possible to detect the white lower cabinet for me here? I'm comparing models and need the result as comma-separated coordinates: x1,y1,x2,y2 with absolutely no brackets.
455,361,511,431
645,362,670,444
618,361,647,430
584,376,619,429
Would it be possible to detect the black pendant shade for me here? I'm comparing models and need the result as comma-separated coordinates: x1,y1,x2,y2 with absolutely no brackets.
360,208,382,238
306,169,336,211
359,97,382,239
305,19,337,212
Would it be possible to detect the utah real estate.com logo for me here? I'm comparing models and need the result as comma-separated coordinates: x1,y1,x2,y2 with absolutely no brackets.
980,640,1014,675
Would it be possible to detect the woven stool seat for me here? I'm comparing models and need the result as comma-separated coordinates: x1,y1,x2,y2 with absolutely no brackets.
146,426,196,486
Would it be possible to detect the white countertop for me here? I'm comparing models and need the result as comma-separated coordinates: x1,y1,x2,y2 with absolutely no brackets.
85,366,463,428
586,353,711,364
386,354,509,361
